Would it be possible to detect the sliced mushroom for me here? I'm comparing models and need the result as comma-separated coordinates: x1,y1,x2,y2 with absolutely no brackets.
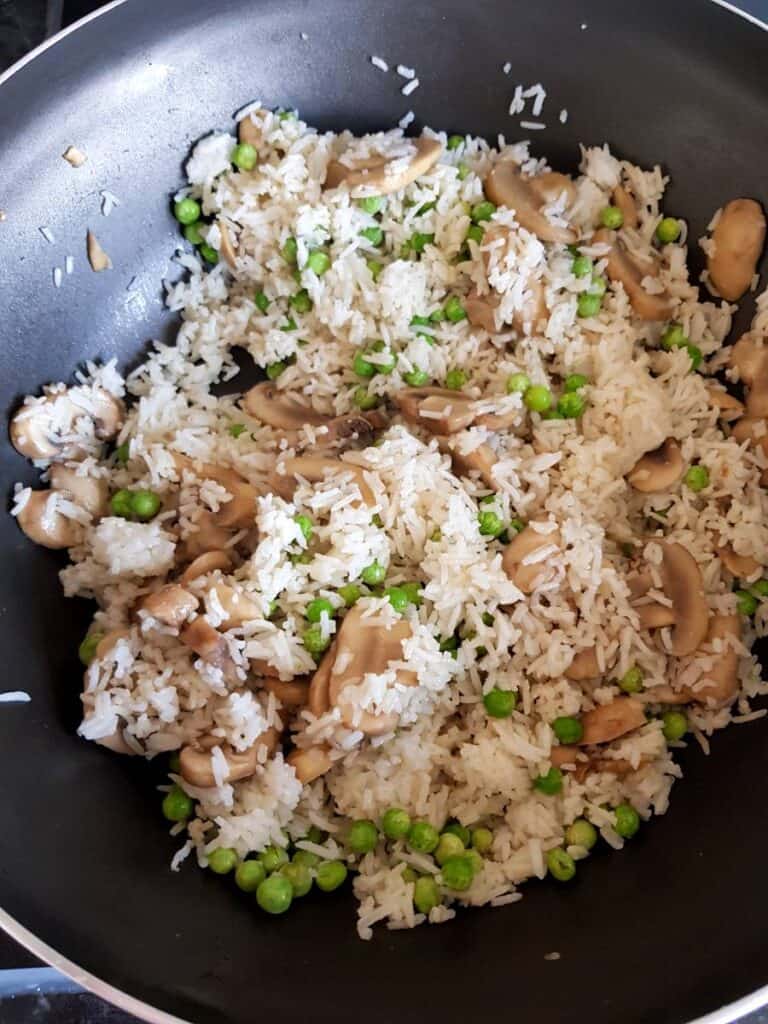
210,583,262,627
635,602,677,630
465,290,499,333
308,642,336,716
184,511,236,558
49,465,108,517
627,438,684,493
324,136,442,195
393,387,477,435
245,381,329,430
484,163,576,244
218,221,237,270
437,437,498,489
16,490,82,549
179,729,280,787
717,545,761,579
140,585,198,628
328,605,416,735
626,570,653,600
95,728,136,756
174,455,258,530
95,629,131,660
658,542,709,656
612,185,639,230
87,230,112,272
593,228,673,321
565,647,600,681
90,390,125,441
179,549,232,584
501,523,561,593
686,613,741,706
271,455,375,506
237,114,261,147
578,697,646,745
731,417,768,485
729,332,767,386
262,676,309,709
287,745,333,784
707,199,766,302
10,400,62,460
550,744,649,781
180,618,240,683
534,172,577,208
707,385,744,422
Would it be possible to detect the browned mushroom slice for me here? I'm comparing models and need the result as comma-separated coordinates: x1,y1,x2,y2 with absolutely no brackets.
262,676,310,709
533,172,577,208
393,387,477,435
324,137,442,195
626,569,653,600
464,289,500,333
707,385,744,422
287,745,333,784
95,629,131,659
484,162,576,244
179,549,232,584
87,230,112,272
140,585,199,628
179,729,280,787
612,185,639,230
238,114,261,147
184,511,236,558
549,745,581,769
90,390,125,441
578,697,646,745
593,228,673,321
49,465,108,517
180,618,240,683
308,642,336,716
10,400,63,460
16,491,82,549
686,613,741,706
717,545,761,579
218,221,238,270
210,583,262,627
658,542,709,656
635,603,677,630
95,728,137,756
437,437,498,489
731,417,768,485
627,438,684,493
174,455,258,530
328,605,417,735
271,455,376,506
552,744,650,781
565,647,600,681
244,382,330,430
501,523,561,593
730,332,767,386
707,199,766,302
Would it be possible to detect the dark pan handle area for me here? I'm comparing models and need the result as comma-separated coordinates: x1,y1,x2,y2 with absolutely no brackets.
0,1,767,1022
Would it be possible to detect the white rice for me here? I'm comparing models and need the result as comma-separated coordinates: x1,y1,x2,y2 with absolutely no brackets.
370,56,389,72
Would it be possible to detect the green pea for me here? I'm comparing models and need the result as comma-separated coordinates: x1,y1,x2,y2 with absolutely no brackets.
407,821,440,854
557,392,586,418
413,875,441,914
465,224,485,245
259,845,289,874
360,226,384,246
130,490,161,522
571,254,593,278
228,423,246,438
353,386,379,410
208,847,238,875
382,807,411,840
442,823,470,847
614,803,640,839
78,632,103,667
736,589,758,616
577,292,602,318
174,198,201,225
358,196,385,215
684,465,709,492
281,860,313,897
446,134,464,151
256,873,293,914
523,385,553,413
656,217,681,244
294,514,313,543
290,289,313,313
565,818,597,851
361,561,386,586
184,221,206,246
478,510,505,538
401,582,422,606
266,361,286,380
751,580,768,599
552,716,583,744
430,528,442,542
439,634,460,657
231,143,258,171
199,243,219,265
660,323,687,350
546,847,576,881
534,766,563,796
441,854,474,891
316,860,348,892
472,200,496,223
303,624,331,657
403,368,430,387
600,206,624,229
564,373,588,392
471,827,493,854
662,710,688,742
619,665,644,694
505,372,530,395
162,785,193,823
401,866,418,884
353,351,377,378
385,586,410,614
109,489,133,519
282,236,298,265
348,819,379,854
366,259,384,281
280,316,297,332
686,344,703,371
412,232,436,255
435,833,465,866
307,249,331,275
234,859,266,893
483,688,517,718
445,368,468,390
254,290,270,313
457,163,470,181
337,583,361,607
305,598,334,623
443,296,467,322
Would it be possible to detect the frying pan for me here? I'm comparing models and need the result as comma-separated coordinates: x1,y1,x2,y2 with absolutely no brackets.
1,1,767,1021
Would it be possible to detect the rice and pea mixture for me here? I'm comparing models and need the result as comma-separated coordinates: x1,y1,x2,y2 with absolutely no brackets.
10,104,768,935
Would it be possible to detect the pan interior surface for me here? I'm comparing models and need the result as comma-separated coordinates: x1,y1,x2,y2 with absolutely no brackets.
0,1,767,1022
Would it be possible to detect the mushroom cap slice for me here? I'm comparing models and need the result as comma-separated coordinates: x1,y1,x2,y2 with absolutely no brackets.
287,745,333,784
218,221,238,270
184,511,236,558
717,545,761,579
179,549,232,584
16,490,82,549
140,584,198,628
179,729,280,788
393,387,477,435
707,199,766,302
244,381,329,430
10,400,62,460
565,647,601,681
465,290,500,333
210,583,262,627
49,464,108,517
180,618,240,684
484,162,576,244
612,185,639,229
437,437,498,489
594,228,674,321
658,542,710,656
627,438,684,493
308,642,336,716
731,417,768,483
687,613,741,706
501,523,561,593
324,137,442,195
238,114,261,147
174,455,258,530
729,332,767,386
578,697,646,745
86,230,112,272
533,171,577,208
271,455,376,506
262,676,309,710
90,389,125,441
635,602,677,630
707,385,744,422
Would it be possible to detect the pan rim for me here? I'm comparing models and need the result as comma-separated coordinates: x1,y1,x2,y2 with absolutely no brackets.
0,0,766,1022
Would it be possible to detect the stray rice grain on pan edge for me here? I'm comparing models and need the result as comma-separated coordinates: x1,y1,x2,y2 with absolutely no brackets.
9,105,768,938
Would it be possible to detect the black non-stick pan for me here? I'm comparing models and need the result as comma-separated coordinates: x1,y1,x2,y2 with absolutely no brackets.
1,1,767,1021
